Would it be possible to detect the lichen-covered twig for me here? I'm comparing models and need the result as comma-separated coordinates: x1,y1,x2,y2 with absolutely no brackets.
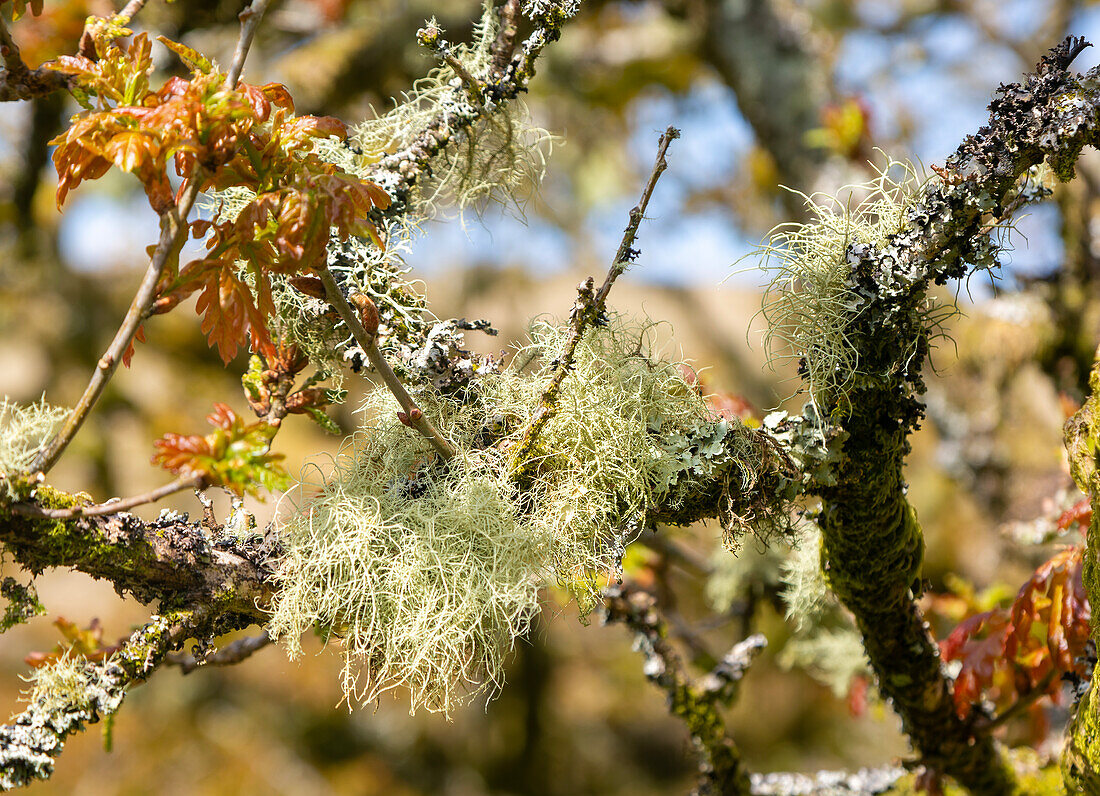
509,125,680,472
1062,344,1100,789
367,4,577,211
0,607,225,789
749,767,905,795
10,475,203,520
602,583,755,796
0,486,271,615
770,36,1100,794
319,266,457,459
166,630,272,675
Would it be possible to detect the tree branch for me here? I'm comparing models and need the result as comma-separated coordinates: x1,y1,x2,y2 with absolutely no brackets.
0,486,271,615
0,14,68,102
779,36,1100,794
509,125,680,472
602,583,755,796
318,266,457,459
10,475,203,519
0,605,251,789
165,630,272,674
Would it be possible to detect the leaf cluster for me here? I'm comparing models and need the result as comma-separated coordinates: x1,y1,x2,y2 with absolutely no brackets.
47,27,391,363
151,403,289,497
937,546,1091,730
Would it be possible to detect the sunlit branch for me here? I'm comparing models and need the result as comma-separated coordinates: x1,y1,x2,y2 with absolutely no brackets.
509,125,680,472
10,475,203,519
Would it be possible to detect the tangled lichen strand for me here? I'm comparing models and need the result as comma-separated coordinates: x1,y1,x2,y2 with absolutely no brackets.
353,3,554,218
0,397,67,492
270,318,768,713
757,160,931,412
269,439,544,715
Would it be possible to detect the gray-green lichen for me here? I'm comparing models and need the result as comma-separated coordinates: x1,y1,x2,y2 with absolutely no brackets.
0,653,127,789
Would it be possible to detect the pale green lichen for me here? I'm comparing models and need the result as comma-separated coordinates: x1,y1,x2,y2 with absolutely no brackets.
20,653,96,718
354,3,554,219
755,158,931,412
270,317,768,714
0,396,67,481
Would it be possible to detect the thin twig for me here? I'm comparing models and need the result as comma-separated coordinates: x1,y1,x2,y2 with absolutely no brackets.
12,475,203,519
226,0,272,87
602,583,753,795
489,0,522,78
166,630,272,674
30,0,273,477
318,267,457,460
30,183,199,475
977,668,1057,732
118,0,150,18
509,125,680,472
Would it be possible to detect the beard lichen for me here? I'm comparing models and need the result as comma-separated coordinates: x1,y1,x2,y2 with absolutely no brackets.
352,3,554,220
756,158,934,413
0,397,68,498
269,317,770,715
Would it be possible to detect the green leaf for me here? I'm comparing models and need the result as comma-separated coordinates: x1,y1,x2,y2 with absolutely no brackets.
156,36,214,75
305,406,341,435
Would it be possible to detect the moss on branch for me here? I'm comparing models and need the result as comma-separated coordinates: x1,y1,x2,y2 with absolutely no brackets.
0,485,270,616
761,36,1100,794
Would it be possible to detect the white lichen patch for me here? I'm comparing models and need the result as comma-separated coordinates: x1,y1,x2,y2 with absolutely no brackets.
269,317,761,715
0,397,67,483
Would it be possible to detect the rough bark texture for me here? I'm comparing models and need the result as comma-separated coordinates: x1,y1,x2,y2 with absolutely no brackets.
799,36,1100,793
1063,346,1100,791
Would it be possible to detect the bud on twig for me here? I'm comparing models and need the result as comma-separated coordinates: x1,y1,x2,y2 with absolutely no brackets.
288,275,327,300
349,293,380,337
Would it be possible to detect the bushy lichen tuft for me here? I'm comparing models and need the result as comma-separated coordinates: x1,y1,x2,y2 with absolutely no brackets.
21,653,97,717
0,397,67,476
0,396,68,499
755,158,930,411
270,317,768,714
354,3,554,218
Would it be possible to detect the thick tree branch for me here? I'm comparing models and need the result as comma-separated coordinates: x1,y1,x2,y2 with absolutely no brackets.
783,36,1100,794
0,487,271,615
0,15,68,102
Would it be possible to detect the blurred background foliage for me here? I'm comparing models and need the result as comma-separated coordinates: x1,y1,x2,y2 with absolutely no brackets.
2,0,1100,792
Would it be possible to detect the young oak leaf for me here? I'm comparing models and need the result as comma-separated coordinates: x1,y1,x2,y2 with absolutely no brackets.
24,617,120,668
152,403,289,497
938,546,1090,730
